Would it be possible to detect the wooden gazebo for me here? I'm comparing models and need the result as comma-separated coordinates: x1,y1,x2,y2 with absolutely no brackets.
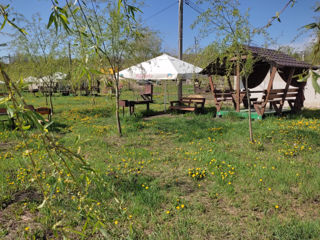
201,46,316,118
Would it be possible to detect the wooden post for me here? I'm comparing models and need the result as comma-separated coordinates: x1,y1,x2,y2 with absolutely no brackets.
279,67,295,112
164,81,167,112
261,65,277,115
209,75,217,102
209,75,223,112
236,62,240,112
177,0,183,100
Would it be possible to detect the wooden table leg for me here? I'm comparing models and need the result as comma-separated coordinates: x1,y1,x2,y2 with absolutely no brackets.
130,104,134,115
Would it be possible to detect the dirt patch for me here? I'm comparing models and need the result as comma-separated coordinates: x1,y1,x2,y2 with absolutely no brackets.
1,188,42,210
173,178,195,195
0,142,14,151
0,188,44,239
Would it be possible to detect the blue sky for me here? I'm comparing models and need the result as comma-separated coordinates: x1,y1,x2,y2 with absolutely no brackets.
0,0,319,57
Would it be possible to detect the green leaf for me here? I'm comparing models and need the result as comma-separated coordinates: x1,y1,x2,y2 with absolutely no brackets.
21,125,31,130
88,68,103,75
297,73,309,83
44,121,54,129
59,13,69,24
57,7,68,16
6,106,14,118
312,71,320,94
47,12,55,29
63,228,86,237
37,198,47,209
72,7,80,15
0,18,7,31
0,96,10,104
118,0,123,14
304,23,319,30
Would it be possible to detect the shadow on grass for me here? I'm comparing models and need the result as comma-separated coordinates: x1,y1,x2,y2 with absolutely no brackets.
48,121,70,133
287,109,320,119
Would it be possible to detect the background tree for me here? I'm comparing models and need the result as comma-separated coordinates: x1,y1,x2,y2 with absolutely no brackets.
48,0,144,136
192,0,260,141
303,5,320,65
296,3,320,94
10,13,68,113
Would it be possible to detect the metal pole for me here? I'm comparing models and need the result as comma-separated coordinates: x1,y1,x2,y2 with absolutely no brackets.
164,81,167,112
178,0,183,100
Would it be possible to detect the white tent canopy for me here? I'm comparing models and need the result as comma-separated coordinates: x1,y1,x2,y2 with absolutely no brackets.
24,72,67,84
119,54,202,80
0,80,4,85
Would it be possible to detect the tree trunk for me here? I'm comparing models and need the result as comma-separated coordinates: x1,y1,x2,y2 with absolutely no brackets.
115,75,122,137
49,93,54,115
245,76,253,142
49,79,54,115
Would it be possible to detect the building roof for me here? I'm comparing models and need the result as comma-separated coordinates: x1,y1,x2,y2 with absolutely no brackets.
200,45,315,76
245,46,313,69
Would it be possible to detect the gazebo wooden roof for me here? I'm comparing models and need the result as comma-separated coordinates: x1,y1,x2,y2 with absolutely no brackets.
201,45,315,76
201,46,316,116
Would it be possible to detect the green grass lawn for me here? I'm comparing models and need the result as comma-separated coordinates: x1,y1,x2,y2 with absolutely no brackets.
1,92,320,239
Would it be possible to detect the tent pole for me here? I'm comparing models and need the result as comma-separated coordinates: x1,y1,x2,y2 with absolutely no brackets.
164,81,167,112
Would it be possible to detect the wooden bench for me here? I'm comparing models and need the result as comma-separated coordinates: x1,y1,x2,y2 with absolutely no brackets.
213,90,250,112
254,88,299,115
170,96,206,112
213,90,235,111
35,107,52,121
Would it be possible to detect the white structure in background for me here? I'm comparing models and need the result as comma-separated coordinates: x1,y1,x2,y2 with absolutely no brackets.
0,80,4,85
119,54,202,81
237,70,320,109
24,72,67,92
119,54,203,110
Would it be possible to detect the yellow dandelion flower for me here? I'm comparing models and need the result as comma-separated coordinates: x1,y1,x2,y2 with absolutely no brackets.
166,210,170,214
114,220,118,225
275,205,279,209
181,204,185,208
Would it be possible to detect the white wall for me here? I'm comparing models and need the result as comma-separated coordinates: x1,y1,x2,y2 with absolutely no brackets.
235,70,320,109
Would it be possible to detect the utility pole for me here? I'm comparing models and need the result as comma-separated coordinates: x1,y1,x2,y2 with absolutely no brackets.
178,0,183,100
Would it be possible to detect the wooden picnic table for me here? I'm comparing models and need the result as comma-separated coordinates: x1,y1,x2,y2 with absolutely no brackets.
170,96,206,112
119,100,152,115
